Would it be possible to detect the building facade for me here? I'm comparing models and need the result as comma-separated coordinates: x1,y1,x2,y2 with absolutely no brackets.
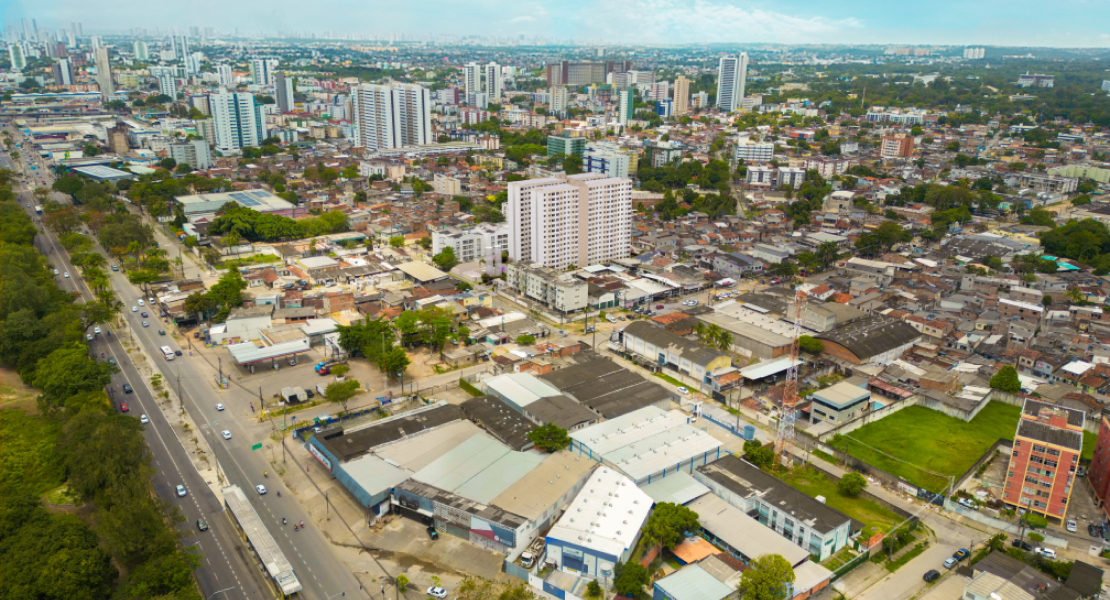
1001,400,1084,522
880,135,915,159
351,83,432,151
716,53,748,112
169,139,213,170
734,136,774,162
432,223,510,263
504,263,588,314
210,92,266,154
672,75,690,116
275,71,294,113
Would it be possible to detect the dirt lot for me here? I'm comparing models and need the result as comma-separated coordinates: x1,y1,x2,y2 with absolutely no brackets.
0,366,38,412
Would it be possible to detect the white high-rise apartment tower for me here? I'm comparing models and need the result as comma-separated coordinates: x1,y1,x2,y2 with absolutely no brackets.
157,71,177,98
485,61,502,102
216,64,234,88
210,92,267,154
716,52,748,112
94,47,113,96
550,86,568,116
250,58,278,86
351,83,432,151
8,44,26,71
133,40,149,61
463,62,481,103
673,75,690,115
275,71,294,113
506,173,632,270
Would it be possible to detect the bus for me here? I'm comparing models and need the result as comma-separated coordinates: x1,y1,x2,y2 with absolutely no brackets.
160,346,175,361
34,205,41,215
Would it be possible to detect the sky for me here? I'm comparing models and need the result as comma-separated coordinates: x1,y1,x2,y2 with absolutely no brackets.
4,0,1110,47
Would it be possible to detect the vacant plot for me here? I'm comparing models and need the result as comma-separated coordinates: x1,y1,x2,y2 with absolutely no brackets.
831,402,1022,493
778,464,903,541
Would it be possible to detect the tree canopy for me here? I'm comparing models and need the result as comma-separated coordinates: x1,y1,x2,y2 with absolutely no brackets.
740,554,796,600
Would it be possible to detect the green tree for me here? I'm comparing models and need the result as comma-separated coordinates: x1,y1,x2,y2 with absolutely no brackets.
740,554,796,600
743,439,776,469
838,472,867,497
990,365,1021,394
516,334,536,345
798,335,823,354
585,580,602,598
380,346,410,377
528,423,571,453
644,502,700,549
418,236,432,249
433,246,459,271
389,236,405,248
324,379,362,413
613,561,650,597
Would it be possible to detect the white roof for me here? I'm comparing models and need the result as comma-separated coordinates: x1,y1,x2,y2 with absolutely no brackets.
477,311,527,329
227,339,310,365
739,358,803,380
687,493,809,564
638,471,710,505
484,372,561,407
999,297,1044,313
546,467,652,559
570,406,687,456
300,318,338,335
1062,360,1094,376
395,261,448,282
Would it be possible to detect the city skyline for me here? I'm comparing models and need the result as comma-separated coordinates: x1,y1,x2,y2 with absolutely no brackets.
6,0,1110,48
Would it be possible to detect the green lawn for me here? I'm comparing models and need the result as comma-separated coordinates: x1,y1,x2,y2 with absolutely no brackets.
1084,430,1097,462
653,372,685,387
830,402,1021,493
777,464,903,541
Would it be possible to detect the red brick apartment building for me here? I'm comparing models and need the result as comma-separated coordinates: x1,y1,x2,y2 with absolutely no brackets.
1002,400,1085,523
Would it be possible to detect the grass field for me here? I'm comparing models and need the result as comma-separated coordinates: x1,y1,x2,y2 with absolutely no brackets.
830,402,1022,493
777,464,904,541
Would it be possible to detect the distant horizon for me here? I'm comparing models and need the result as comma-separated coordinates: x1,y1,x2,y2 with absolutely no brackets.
5,0,1109,48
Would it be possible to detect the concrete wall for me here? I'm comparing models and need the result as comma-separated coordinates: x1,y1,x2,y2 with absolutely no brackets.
943,499,1070,549
815,395,922,443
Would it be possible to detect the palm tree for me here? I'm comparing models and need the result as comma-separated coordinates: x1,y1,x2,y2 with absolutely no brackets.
1067,287,1084,304
716,331,733,352
695,322,708,343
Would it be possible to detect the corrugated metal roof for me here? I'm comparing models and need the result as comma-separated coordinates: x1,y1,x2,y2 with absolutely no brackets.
453,450,546,504
687,494,809,565
343,454,410,496
412,434,510,492
655,565,735,600
637,471,710,505
484,373,561,407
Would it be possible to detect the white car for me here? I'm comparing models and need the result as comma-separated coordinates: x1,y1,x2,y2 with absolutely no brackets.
140,414,149,424
427,587,447,599
176,484,187,497
1035,547,1057,560
53,268,59,275
131,306,138,312
94,326,101,334
677,386,690,395
1066,520,1077,533
222,430,232,440
216,403,225,411
255,484,267,495
138,299,144,306
149,297,156,304
63,272,69,278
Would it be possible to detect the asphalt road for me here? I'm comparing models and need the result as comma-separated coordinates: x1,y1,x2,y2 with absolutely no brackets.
3,133,370,600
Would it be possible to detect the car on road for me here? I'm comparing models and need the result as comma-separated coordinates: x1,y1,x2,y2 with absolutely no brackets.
1067,520,1078,533
222,430,232,440
176,484,187,497
63,272,68,278
305,388,315,399
141,311,148,318
131,306,138,312
158,330,165,336
94,326,101,334
107,358,116,366
255,484,267,495
122,384,133,394
174,350,183,356
111,265,119,272
119,402,129,412
138,299,144,306
954,549,969,561
141,321,148,327
1089,523,1100,537
656,304,664,309
1012,539,1033,551
1078,467,1088,477
216,403,225,411
923,570,939,583
140,414,149,424
427,586,447,599
957,497,976,509
426,526,439,540
196,519,208,532
677,386,689,395
943,557,958,569
53,268,58,275
86,333,94,341
1035,547,1057,560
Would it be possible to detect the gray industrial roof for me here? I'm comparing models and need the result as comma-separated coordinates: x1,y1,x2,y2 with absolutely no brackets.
460,395,536,451
622,321,727,369
315,403,465,462
539,355,674,418
1022,399,1085,427
1016,419,1083,451
696,455,856,535
815,314,922,361
638,471,710,505
655,565,735,600
524,394,599,430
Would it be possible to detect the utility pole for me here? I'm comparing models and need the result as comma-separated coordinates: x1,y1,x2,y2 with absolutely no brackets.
258,387,264,422
218,357,223,386
177,369,183,410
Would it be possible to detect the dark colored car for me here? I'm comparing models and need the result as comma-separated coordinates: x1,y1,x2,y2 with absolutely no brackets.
954,548,970,561
1012,539,1033,551
305,388,315,399
1089,523,1100,538
923,570,940,583
196,519,208,532
426,526,439,540
175,350,183,356
141,312,148,318
123,383,133,393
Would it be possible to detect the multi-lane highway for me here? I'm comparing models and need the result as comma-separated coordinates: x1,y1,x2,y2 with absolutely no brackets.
4,128,372,600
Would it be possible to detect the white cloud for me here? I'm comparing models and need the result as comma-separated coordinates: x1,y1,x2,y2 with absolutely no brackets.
508,15,537,23
574,0,863,44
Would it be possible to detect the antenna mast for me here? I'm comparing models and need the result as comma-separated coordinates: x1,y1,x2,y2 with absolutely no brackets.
776,287,807,468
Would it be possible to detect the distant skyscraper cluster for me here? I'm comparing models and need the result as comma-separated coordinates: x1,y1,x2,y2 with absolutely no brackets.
963,47,986,60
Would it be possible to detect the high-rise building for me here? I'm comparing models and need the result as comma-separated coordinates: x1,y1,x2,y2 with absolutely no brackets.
216,64,234,88
350,83,432,151
210,92,267,154
734,136,774,162
52,59,74,86
546,135,586,157
133,40,149,61
880,135,915,159
618,89,634,125
463,62,481,103
184,53,201,76
485,61,502,102
672,76,690,116
250,58,278,86
8,44,26,71
169,139,213,170
716,53,748,112
158,71,177,98
506,173,632,270
645,81,669,102
275,71,294,113
583,142,632,179
94,47,113,96
546,60,632,87
1001,400,1083,522
550,86,569,116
